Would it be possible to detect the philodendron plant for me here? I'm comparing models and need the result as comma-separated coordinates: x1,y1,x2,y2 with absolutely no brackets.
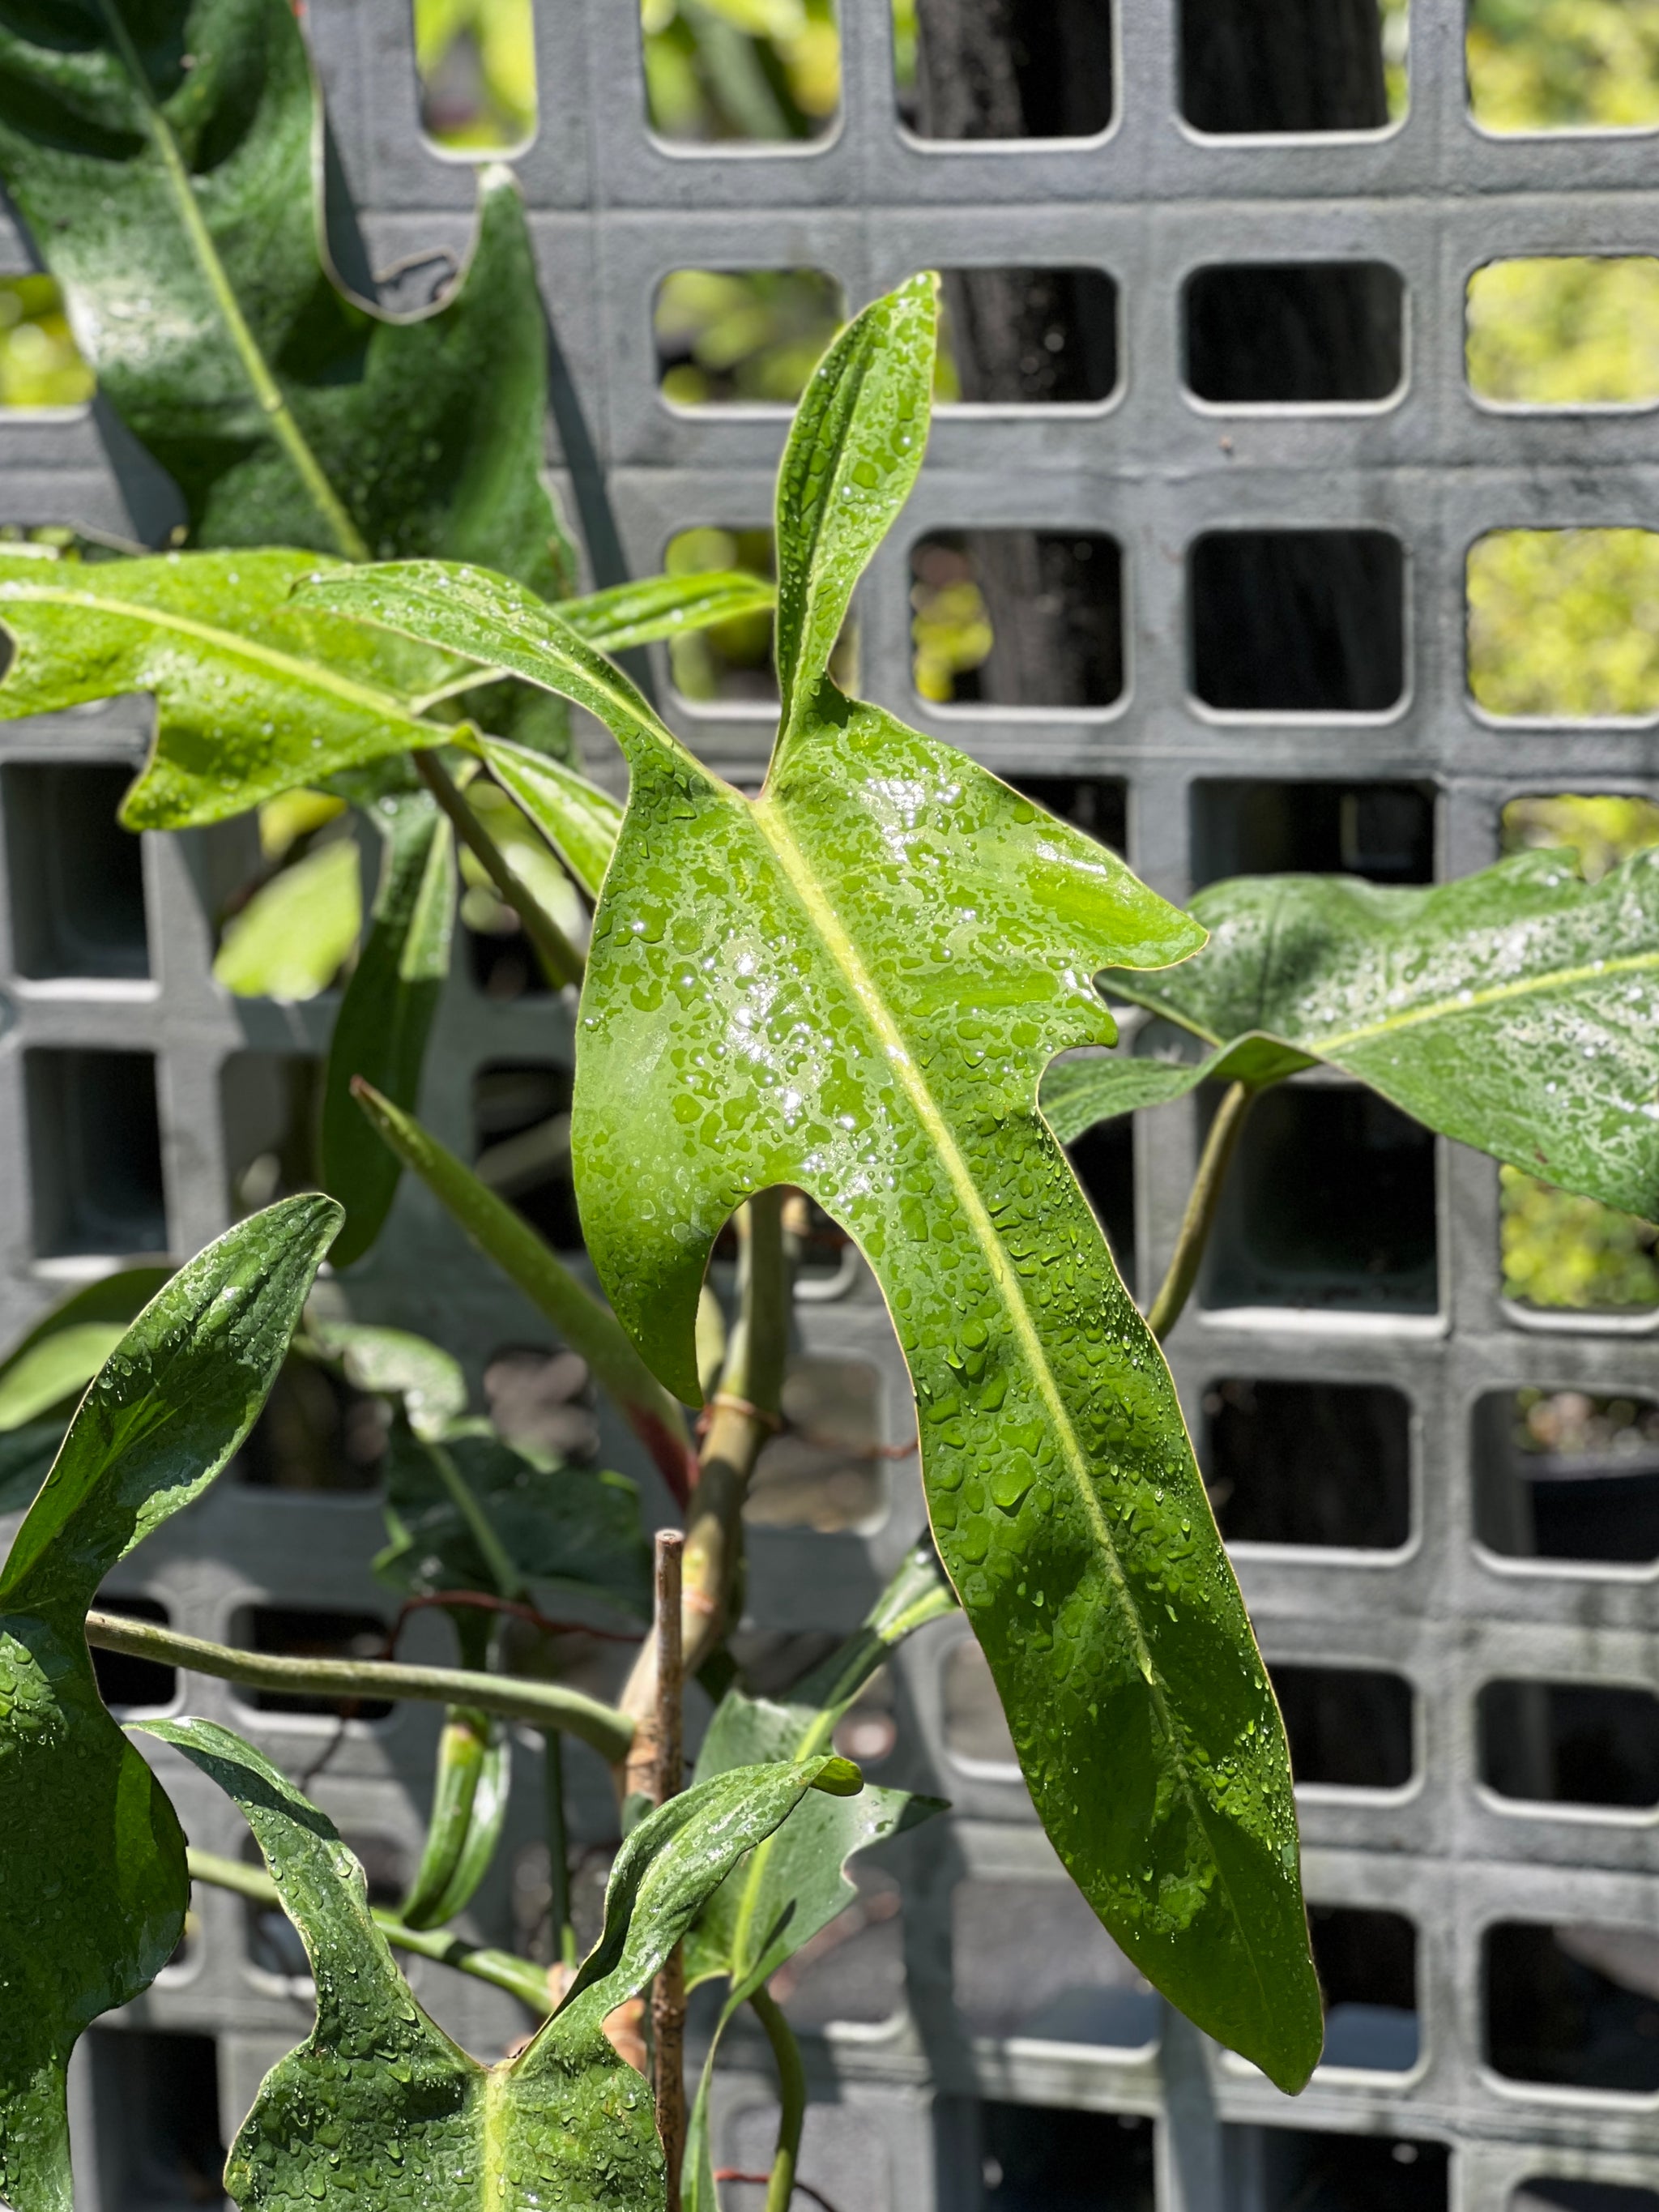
3,260,1659,2212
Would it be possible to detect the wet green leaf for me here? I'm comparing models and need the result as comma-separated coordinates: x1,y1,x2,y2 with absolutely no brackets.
564,570,777,654
140,1715,862,2212
0,8,572,593
1041,1044,1305,1145
296,280,1322,2091
319,796,456,1266
1077,856,1659,1219
213,835,362,1001
481,739,623,901
0,1197,340,2212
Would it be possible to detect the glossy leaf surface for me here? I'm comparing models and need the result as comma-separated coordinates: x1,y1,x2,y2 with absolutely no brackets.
0,549,459,829
0,1197,339,2212
564,571,776,654
1083,856,1659,1219
320,794,455,1265
142,1715,862,2212
298,281,1323,2090
0,5,571,594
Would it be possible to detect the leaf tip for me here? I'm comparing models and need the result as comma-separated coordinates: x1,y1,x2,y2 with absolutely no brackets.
810,1755,864,1798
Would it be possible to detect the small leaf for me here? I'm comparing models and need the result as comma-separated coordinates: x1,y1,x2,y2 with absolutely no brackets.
139,1716,862,2212
213,836,362,1001
319,797,456,1267
349,1081,695,1505
563,570,776,654
481,739,623,901
302,1319,469,1441
773,272,936,733
1092,853,1659,1219
0,1198,340,2212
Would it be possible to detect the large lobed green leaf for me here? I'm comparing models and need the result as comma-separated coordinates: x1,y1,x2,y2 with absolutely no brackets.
297,277,1325,2093
1051,856,1659,1220
141,1717,863,2212
0,1197,339,2212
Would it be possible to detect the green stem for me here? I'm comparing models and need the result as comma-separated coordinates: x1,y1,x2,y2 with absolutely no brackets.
415,753,584,989
95,2,369,562
187,1848,554,2014
1145,1079,1256,1342
84,1608,633,1761
544,1729,578,1972
749,1988,805,2212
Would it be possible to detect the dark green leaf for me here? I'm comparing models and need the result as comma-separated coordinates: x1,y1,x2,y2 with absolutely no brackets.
0,1197,339,2212
1090,854,1659,1219
300,283,1324,2090
319,796,456,1266
140,1715,862,2212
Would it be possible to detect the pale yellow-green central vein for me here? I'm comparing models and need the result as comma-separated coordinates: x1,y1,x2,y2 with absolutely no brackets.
0,587,437,729
748,791,1266,1996
1316,947,1659,1053
481,2065,512,2210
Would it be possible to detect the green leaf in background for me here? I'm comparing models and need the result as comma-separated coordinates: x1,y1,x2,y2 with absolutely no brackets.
213,835,362,1001
303,1317,470,1441
0,1267,174,1436
296,278,1324,2092
0,1196,339,2212
480,739,623,901
0,549,463,829
1078,853,1659,1220
376,1426,652,1620
140,1715,862,2212
682,1547,954,2212
0,5,572,598
397,1706,512,1932
319,795,456,1266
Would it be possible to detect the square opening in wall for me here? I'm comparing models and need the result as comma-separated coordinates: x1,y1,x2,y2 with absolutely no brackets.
89,1594,175,1711
934,268,1118,404
771,1860,904,2027
654,270,845,407
977,2103,1155,2212
954,1876,1159,2048
1469,259,1659,408
230,1606,391,1719
1004,775,1127,853
663,526,854,706
26,1048,166,1258
85,2027,226,2211
1486,1923,1659,2094
1273,1664,1415,1790
1203,1379,1411,1549
895,0,1114,139
1189,530,1405,715
3,762,147,978
1310,1904,1419,2072
1201,1085,1438,1315
1473,1389,1659,1565
1182,0,1408,133
235,1356,386,1493
413,0,536,154
1185,263,1405,405
1479,1680,1659,1809
744,1356,886,1531
1221,2127,1446,2212
910,531,1123,709
472,1062,581,1251
220,1052,320,1218
1469,532,1659,720
1468,1,1659,132
643,0,838,141
1192,780,1433,887
1516,2185,1659,2212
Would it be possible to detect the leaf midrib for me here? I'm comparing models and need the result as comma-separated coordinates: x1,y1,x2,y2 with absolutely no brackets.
748,785,1268,2011
0,583,439,733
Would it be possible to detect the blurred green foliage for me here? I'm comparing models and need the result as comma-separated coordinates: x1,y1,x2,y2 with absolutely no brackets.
0,275,93,410
1468,529,1659,719
1468,257,1659,405
1468,0,1659,129
1498,794,1659,1309
663,526,783,702
910,537,992,704
642,0,839,142
414,0,536,151
655,269,845,405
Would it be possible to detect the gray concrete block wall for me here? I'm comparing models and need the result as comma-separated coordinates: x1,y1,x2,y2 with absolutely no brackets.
2,0,1657,2204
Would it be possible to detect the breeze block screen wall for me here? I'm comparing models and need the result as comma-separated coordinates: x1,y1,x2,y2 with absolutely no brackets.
2,3,1658,2208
